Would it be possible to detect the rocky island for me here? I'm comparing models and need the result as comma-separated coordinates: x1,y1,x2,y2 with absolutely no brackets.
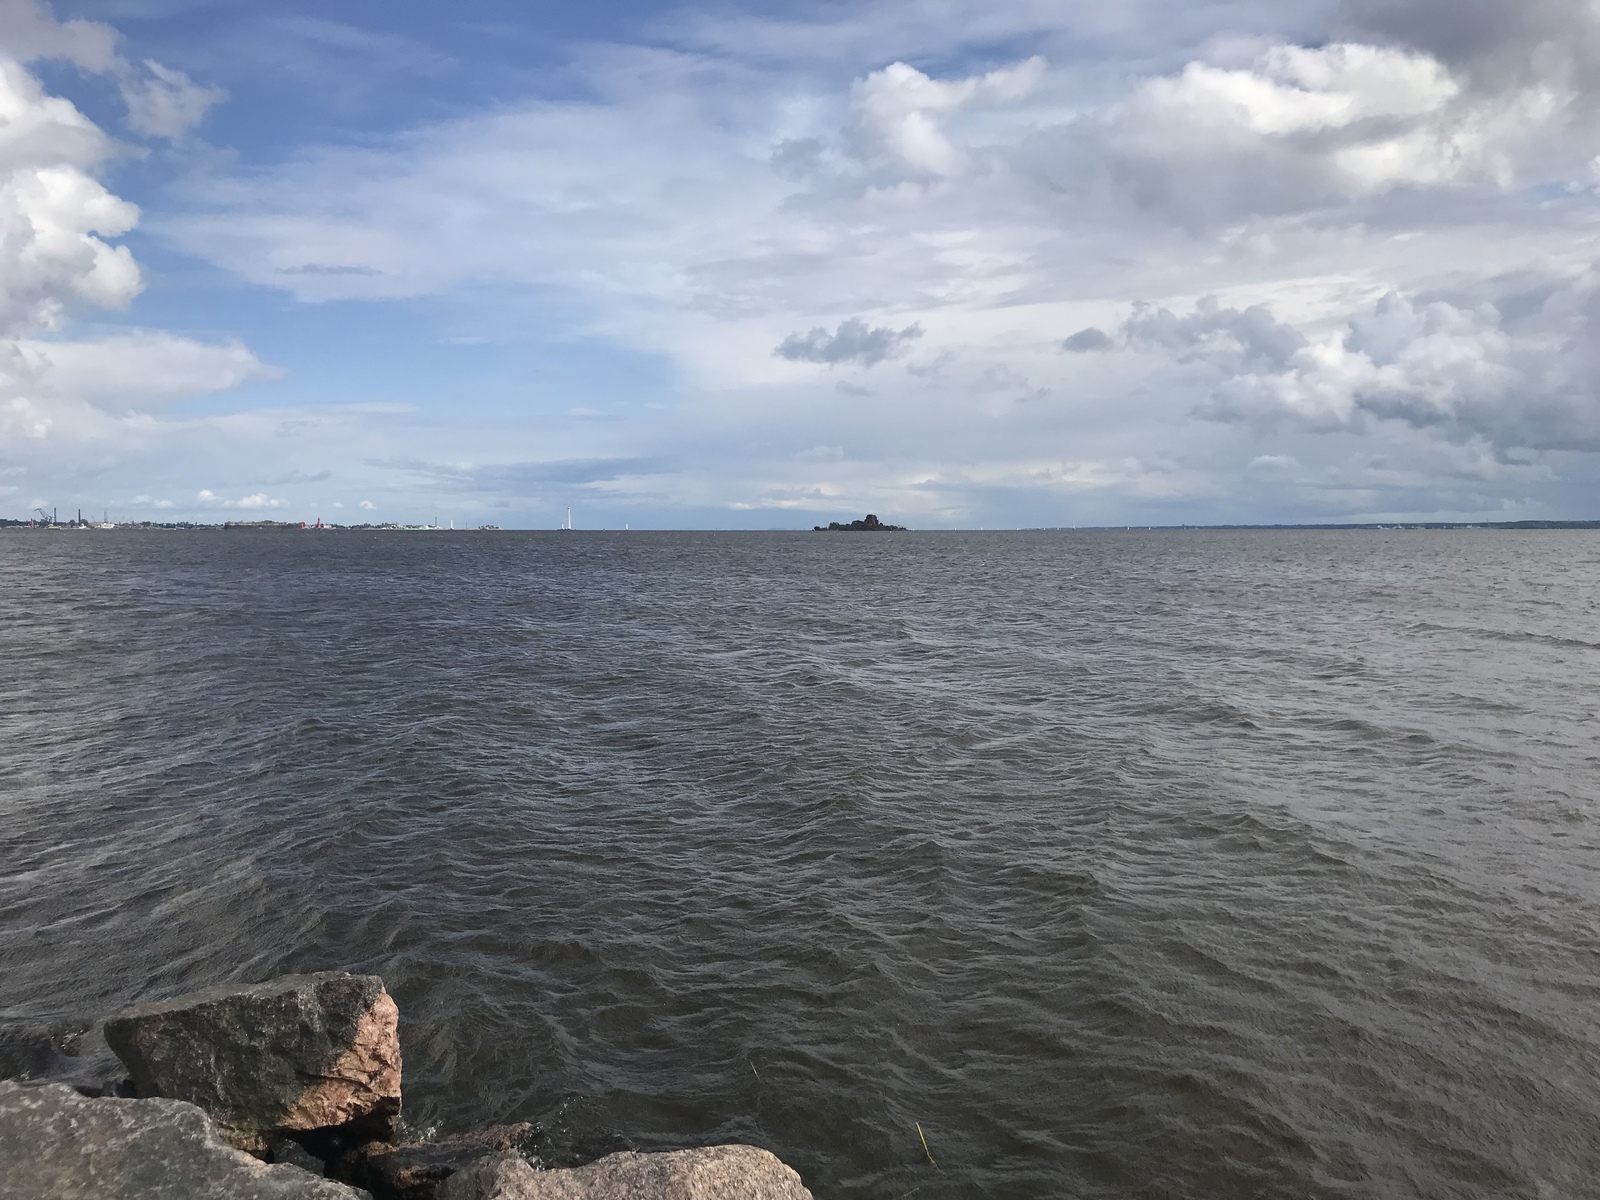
0,972,813,1200
813,514,907,531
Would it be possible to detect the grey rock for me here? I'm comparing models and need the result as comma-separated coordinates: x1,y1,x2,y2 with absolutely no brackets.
436,1146,815,1200
334,1094,635,1199
0,1023,70,1081
103,972,402,1152
0,1019,131,1097
338,1125,541,1200
336,1094,636,1199
0,1080,370,1199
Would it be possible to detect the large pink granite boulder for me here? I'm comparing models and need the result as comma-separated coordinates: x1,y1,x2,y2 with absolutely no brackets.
104,973,401,1154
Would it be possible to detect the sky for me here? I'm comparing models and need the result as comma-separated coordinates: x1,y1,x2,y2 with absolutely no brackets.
3,0,1600,528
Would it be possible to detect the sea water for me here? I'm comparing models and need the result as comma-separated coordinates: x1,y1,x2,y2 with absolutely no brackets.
2,529,1597,1198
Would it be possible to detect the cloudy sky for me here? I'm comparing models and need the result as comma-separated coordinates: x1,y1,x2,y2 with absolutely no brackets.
3,0,1600,527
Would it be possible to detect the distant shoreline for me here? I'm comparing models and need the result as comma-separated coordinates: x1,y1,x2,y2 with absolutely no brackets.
1060,521,1600,531
3,519,1599,532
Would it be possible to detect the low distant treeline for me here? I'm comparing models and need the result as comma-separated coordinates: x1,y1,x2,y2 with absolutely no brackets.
1157,521,1600,531
6,517,1599,531
0,519,452,530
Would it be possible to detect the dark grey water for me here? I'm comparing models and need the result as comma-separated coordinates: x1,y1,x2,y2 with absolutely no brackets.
2,530,1599,1199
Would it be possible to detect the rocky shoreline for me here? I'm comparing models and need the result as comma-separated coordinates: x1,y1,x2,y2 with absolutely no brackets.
0,972,813,1199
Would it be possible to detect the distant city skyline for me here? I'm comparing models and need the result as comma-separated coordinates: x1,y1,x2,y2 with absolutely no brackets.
4,0,1600,528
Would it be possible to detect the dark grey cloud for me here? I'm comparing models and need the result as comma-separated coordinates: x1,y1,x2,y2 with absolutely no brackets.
775,317,923,367
1076,297,1308,369
1124,299,1309,372
770,137,825,181
1340,0,1600,93
1062,327,1114,352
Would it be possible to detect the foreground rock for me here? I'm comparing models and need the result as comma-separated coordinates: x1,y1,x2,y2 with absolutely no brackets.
104,972,401,1152
437,1146,814,1200
0,1080,370,1199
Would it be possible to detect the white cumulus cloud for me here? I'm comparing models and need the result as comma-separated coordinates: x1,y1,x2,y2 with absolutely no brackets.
1088,280,1600,452
0,0,225,138
849,56,1045,180
0,32,269,511
197,488,285,509
0,60,140,334
1055,42,1569,225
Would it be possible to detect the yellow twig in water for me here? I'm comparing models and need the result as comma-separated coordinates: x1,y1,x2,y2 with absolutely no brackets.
749,1061,760,1081
916,1122,940,1172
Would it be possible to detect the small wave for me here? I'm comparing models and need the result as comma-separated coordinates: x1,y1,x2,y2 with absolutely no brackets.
1410,621,1600,652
